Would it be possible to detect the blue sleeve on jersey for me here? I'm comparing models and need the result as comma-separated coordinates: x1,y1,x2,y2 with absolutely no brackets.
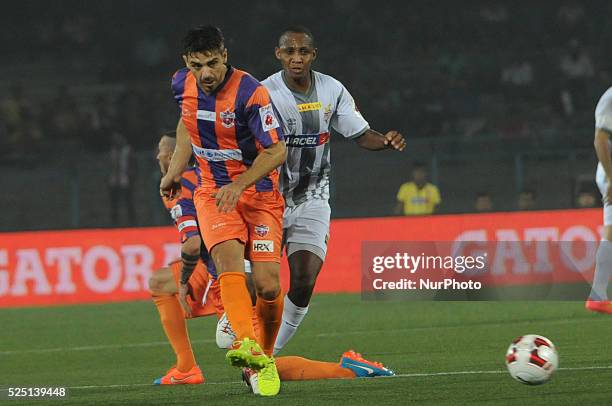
177,198,197,218
171,68,189,109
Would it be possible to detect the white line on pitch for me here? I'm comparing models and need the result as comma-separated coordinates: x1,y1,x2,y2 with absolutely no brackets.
1,316,601,356
2,365,610,392
0,338,216,355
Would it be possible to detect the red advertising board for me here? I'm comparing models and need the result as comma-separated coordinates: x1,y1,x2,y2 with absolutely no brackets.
0,208,602,307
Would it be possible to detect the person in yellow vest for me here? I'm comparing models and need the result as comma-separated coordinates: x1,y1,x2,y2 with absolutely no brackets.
395,162,441,215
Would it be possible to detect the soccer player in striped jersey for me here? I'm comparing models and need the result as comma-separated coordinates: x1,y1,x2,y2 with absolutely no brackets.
149,132,226,385
262,26,406,354
587,87,612,314
160,25,286,396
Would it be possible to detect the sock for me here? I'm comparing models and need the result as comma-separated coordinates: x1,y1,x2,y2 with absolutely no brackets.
273,296,308,355
252,306,262,342
590,240,612,301
208,280,225,319
256,292,284,356
218,272,255,341
276,356,355,381
153,295,196,372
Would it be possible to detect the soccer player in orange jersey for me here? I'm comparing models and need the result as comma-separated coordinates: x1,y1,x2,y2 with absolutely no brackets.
149,132,226,385
160,26,286,396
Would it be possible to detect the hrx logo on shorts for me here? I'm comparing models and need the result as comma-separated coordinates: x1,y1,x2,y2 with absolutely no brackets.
253,240,274,253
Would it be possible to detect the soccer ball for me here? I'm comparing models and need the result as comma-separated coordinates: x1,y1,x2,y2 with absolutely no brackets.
505,334,559,385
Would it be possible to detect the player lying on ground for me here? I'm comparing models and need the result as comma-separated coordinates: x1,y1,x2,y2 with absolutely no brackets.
261,26,406,354
160,25,288,397
587,86,612,314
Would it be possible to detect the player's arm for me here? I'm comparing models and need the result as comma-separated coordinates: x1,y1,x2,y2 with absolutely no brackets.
356,129,406,151
215,141,287,213
180,234,200,284
235,141,287,188
215,86,286,213
160,120,192,197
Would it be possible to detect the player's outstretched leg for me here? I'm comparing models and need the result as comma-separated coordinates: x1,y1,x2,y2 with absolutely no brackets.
242,351,394,391
149,267,204,385
339,350,395,378
274,249,323,354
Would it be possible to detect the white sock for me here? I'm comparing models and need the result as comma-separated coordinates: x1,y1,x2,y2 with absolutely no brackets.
590,240,612,301
273,296,308,355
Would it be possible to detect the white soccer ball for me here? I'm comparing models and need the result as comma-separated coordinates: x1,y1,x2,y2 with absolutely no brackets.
505,334,559,385
216,313,237,349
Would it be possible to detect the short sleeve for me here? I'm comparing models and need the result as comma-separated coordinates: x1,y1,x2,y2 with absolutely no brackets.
596,96,612,133
330,84,369,139
171,68,189,110
245,86,284,148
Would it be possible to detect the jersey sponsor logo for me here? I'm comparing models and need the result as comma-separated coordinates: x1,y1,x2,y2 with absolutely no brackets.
170,205,182,221
297,102,322,112
196,110,216,122
285,132,330,148
212,222,227,230
252,240,274,253
220,108,235,128
259,104,280,132
254,224,269,237
286,118,297,133
192,145,243,162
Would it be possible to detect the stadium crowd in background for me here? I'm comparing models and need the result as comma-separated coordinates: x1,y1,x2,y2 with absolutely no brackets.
1,0,611,232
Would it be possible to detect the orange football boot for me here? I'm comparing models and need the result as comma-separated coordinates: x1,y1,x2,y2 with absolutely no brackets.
585,298,612,314
153,365,205,385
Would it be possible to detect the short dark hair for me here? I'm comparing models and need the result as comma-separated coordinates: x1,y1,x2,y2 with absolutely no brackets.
279,25,315,47
182,25,225,56
162,130,176,139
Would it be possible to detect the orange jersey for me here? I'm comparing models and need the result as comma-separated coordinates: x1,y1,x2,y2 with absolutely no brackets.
171,66,283,192
161,166,200,243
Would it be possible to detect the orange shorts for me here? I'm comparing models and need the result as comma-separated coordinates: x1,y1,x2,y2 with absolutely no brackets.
194,188,284,262
169,259,224,318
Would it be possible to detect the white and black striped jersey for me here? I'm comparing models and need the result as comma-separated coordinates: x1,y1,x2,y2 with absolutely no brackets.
262,70,369,206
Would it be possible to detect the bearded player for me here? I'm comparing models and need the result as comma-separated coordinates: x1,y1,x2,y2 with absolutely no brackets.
160,25,286,396
262,26,406,354
587,86,612,313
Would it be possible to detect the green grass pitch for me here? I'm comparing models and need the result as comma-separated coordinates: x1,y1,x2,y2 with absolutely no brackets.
2,295,612,405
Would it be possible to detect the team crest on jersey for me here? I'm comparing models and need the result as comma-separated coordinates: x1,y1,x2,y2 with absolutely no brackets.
220,108,235,128
286,118,297,133
323,104,332,123
255,224,269,237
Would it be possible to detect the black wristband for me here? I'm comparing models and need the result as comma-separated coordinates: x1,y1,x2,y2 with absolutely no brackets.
180,252,199,285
